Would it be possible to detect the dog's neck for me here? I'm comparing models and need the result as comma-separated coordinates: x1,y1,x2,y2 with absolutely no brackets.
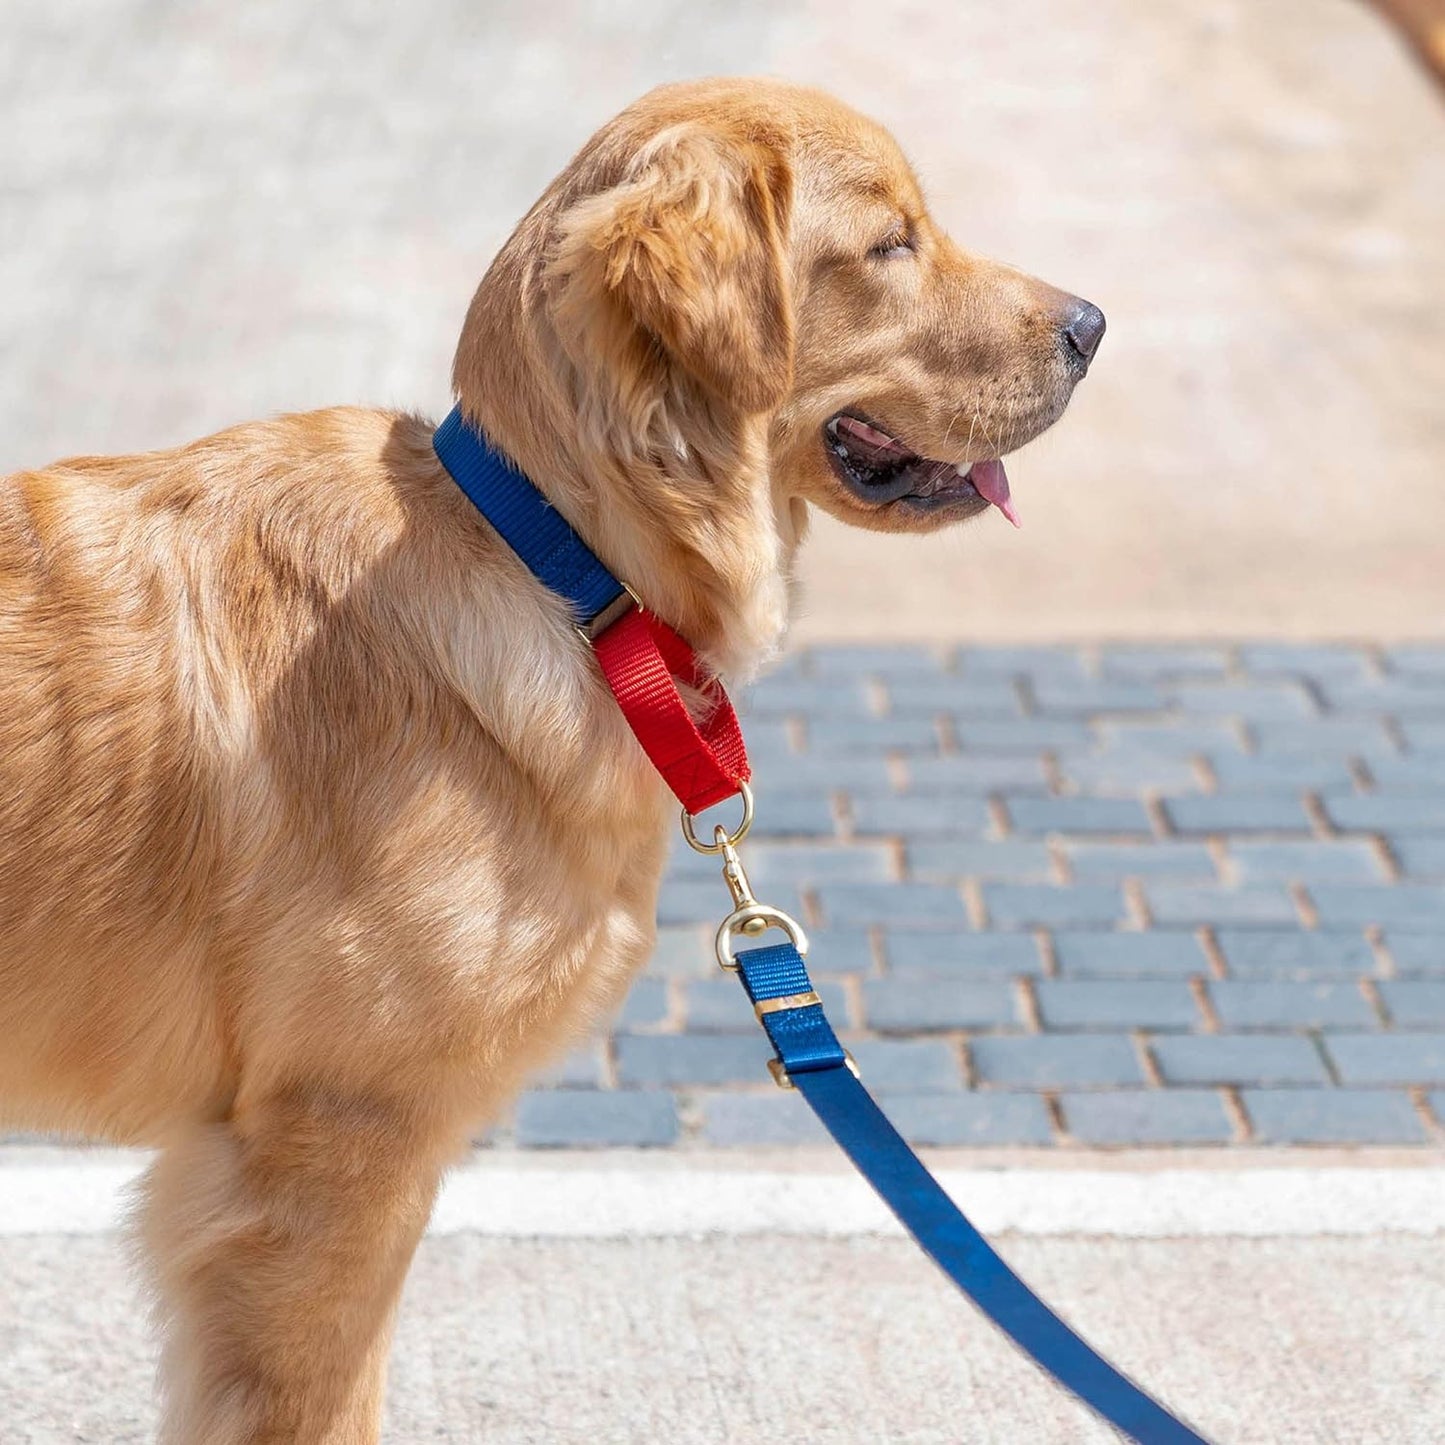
449,250,802,684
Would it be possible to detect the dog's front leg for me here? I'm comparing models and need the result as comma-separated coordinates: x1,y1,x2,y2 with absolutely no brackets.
136,1085,447,1445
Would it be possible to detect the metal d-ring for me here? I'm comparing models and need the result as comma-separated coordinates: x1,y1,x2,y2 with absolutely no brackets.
680,780,754,854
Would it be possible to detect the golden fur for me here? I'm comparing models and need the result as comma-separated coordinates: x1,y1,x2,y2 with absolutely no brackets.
1,78,1095,1442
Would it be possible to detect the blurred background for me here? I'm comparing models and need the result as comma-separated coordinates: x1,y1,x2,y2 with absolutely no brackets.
4,0,1443,641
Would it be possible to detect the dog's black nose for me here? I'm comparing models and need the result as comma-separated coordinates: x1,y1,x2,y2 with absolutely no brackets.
1063,300,1107,365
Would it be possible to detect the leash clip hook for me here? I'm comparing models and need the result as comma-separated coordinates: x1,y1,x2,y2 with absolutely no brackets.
680,784,811,970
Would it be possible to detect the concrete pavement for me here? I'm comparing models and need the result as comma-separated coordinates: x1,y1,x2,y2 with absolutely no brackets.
2,1149,1443,1444
12,1232,1445,1443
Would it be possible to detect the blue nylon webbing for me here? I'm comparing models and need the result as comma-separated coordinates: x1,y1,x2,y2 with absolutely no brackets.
433,406,625,628
734,941,1213,1445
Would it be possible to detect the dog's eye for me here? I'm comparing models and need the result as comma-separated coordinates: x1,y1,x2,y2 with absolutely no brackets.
870,228,915,260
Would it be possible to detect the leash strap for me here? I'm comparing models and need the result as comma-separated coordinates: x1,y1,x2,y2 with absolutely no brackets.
433,406,748,812
433,404,1210,1442
734,940,1213,1445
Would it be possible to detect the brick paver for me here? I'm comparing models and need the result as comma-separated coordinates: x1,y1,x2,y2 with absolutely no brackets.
553,644,1445,1150
1061,1091,1236,1146
514,1091,679,1149
1242,1089,1430,1146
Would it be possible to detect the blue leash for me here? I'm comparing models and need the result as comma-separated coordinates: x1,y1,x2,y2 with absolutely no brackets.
434,408,1214,1445
734,940,1211,1445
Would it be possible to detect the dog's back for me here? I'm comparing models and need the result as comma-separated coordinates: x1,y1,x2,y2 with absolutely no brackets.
0,408,453,1135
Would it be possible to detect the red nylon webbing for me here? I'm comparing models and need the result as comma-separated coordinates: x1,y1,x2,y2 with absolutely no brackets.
591,607,750,814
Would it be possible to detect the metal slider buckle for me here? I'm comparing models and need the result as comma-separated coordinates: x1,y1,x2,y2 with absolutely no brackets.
768,1051,862,1091
575,582,640,642
754,990,822,1020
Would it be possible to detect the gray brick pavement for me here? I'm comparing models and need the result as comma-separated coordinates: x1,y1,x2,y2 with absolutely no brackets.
1377,981,1445,1027
1005,796,1152,834
950,718,1087,749
907,839,1053,882
1206,754,1355,792
514,1091,679,1149
882,933,1041,976
1206,981,1377,1030
1369,758,1445,791
1213,930,1378,977
699,1094,829,1147
815,882,969,928
874,1093,1054,1146
982,883,1126,928
1241,1089,1429,1145
860,979,1020,1032
1062,841,1217,881
1399,721,1445,752
1031,679,1164,714
1062,1091,1235,1146
1098,646,1231,680
1323,795,1445,834
786,929,875,973
1033,980,1201,1030
507,644,1445,1148
1145,884,1299,926
1235,645,1372,681
852,794,991,837
0,640,1424,1154
1098,720,1243,753
1051,932,1207,976
1150,1036,1329,1087
969,1035,1146,1089
1325,1033,1445,1086
1164,795,1312,833
1227,841,1384,884
959,647,1088,682
1390,838,1445,878
889,679,1020,716
1251,718,1396,756
1056,753,1201,794
1387,935,1445,975
848,1039,963,1090
615,979,670,1030
1311,886,1445,929
1170,683,1313,720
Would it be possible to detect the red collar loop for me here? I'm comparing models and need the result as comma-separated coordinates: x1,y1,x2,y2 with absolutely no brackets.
591,606,750,814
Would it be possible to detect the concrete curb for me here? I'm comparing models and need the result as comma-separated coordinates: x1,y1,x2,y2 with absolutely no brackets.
4,1148,1442,1238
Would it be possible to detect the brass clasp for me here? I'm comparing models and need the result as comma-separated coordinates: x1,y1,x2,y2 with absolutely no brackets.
718,832,762,920
679,783,811,971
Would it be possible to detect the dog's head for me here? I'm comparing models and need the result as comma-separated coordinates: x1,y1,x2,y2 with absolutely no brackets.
454,79,1103,668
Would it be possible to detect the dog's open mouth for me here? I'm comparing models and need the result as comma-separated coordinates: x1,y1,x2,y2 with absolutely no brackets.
823,411,1020,527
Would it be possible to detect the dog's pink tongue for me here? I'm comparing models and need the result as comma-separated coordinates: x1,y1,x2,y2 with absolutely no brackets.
971,458,1020,528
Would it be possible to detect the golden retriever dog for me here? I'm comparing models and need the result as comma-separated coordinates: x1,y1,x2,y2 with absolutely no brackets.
0,77,1103,1443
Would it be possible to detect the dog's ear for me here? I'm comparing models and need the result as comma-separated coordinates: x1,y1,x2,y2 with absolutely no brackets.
548,122,795,417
